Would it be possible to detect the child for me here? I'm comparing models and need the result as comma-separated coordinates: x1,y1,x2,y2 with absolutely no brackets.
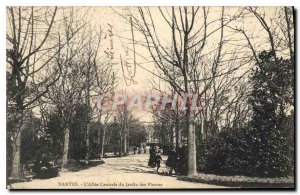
155,151,162,173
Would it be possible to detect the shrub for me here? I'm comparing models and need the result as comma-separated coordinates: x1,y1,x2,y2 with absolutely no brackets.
197,125,294,178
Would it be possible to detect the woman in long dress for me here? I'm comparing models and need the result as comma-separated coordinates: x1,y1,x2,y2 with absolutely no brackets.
148,144,156,167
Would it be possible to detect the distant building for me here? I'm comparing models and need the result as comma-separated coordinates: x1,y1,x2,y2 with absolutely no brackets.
144,123,157,144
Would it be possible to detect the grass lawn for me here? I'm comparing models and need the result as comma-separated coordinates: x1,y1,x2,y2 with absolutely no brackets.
178,173,294,188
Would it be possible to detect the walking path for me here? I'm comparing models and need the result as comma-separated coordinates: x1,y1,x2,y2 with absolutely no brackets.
10,154,226,189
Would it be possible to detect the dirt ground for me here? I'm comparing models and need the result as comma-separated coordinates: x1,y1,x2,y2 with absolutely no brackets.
9,154,226,189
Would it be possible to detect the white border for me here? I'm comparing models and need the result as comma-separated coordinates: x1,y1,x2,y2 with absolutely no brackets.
0,1,298,195
2,0,298,6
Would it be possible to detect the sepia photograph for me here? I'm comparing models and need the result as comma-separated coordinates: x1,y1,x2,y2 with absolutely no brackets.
5,4,295,190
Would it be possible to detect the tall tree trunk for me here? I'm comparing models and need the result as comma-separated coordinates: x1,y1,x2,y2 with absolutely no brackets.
101,124,106,159
175,118,182,150
11,129,22,178
85,57,91,162
10,112,24,179
172,126,176,149
62,127,70,170
119,131,123,157
123,130,127,155
123,111,128,155
85,122,90,163
201,112,206,140
187,110,197,176
97,114,102,156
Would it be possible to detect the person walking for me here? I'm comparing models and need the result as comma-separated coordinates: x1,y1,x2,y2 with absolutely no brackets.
166,147,177,176
148,144,156,167
155,151,162,173
133,146,137,154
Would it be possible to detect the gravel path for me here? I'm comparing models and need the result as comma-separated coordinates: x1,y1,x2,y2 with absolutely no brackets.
10,154,226,189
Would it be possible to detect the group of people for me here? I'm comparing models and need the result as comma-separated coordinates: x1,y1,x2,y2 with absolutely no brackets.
33,154,59,179
132,146,146,154
148,144,188,176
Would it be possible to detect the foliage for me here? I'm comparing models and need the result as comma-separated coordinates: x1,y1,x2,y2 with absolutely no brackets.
128,119,147,147
69,104,88,160
196,51,294,178
247,51,294,177
197,127,252,176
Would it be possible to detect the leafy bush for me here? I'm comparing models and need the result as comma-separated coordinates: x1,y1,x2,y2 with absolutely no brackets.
196,51,294,178
197,125,293,178
197,127,251,176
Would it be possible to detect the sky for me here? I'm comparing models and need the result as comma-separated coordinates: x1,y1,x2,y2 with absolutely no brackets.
6,6,291,122
83,6,284,122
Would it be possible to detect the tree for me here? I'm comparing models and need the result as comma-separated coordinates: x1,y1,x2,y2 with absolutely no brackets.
45,10,91,168
117,6,245,175
6,6,75,179
249,51,293,177
228,7,294,110
69,104,89,160
115,106,133,156
45,11,116,166
128,120,147,148
47,49,87,169
82,29,116,162
152,103,186,150
99,111,113,159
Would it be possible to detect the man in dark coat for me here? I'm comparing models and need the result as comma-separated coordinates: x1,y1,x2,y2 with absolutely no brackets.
133,146,137,154
148,144,156,167
166,147,177,175
176,145,188,175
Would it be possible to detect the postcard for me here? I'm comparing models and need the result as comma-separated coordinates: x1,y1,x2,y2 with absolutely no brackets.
6,6,295,189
